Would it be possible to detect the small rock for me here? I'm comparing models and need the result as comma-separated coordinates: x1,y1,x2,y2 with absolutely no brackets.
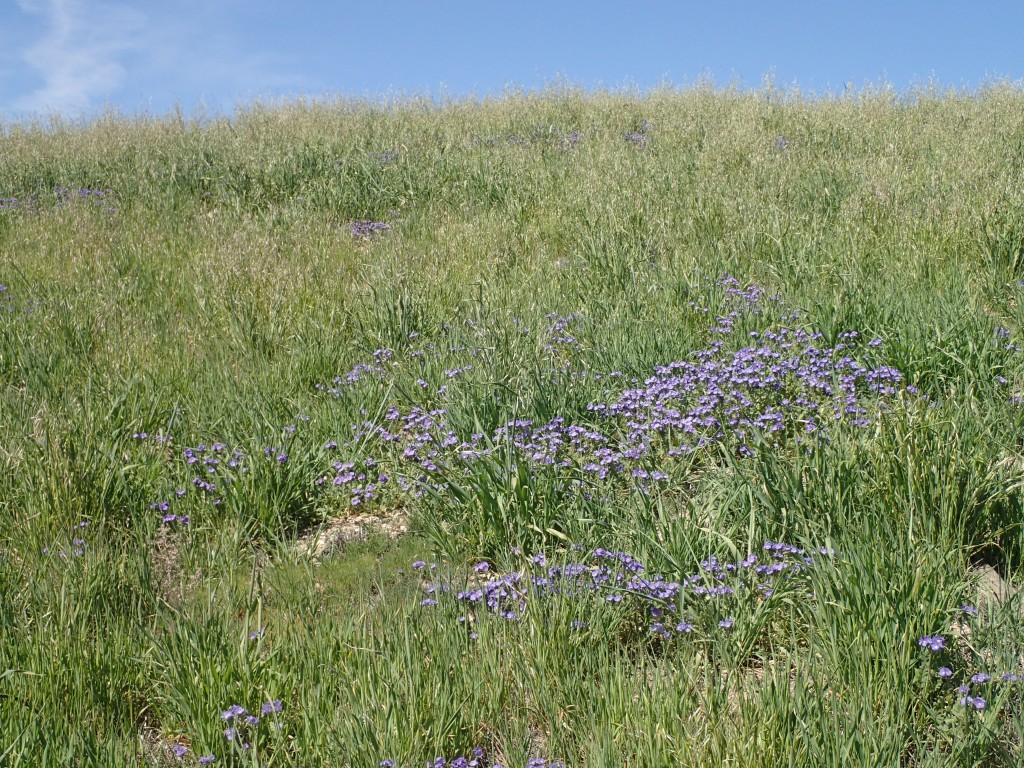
972,564,1019,613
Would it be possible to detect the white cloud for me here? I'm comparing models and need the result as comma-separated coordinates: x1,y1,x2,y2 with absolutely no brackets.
13,0,147,115
6,0,314,118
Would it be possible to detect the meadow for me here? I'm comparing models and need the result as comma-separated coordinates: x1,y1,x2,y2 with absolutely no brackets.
2,84,1024,766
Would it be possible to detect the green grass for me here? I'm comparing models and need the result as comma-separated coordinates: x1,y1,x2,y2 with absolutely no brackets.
3,83,1024,766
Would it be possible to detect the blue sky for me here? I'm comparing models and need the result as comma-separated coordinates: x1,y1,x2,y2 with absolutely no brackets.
1,1,1022,120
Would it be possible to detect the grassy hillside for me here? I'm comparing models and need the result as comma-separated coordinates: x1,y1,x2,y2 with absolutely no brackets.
3,85,1024,766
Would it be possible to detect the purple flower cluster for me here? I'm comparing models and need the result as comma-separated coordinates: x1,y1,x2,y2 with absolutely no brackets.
168,743,188,758
55,185,110,203
583,325,900,461
316,348,397,396
0,284,15,316
544,312,582,353
0,283,28,316
0,197,30,213
150,492,190,526
334,351,893,507
959,695,987,710
995,325,1023,355
161,513,190,526
324,405,459,499
321,453,392,506
42,520,89,559
184,442,244,472
418,540,829,640
53,185,116,214
143,443,245,514
133,277,914,555
625,120,651,149
380,750,563,768
2,186,112,214
220,700,282,720
919,611,1021,715
207,700,285,753
349,219,391,240
143,432,301,525
307,277,907,511
560,129,582,150
917,635,946,652
693,275,781,334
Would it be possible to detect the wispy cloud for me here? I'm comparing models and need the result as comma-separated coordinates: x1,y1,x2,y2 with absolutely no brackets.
13,0,147,115
7,0,313,117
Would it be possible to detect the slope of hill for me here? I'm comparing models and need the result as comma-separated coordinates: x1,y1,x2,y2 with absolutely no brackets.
3,86,1024,766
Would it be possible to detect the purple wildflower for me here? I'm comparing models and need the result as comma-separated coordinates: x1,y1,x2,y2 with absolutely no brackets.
959,695,986,710
261,700,283,715
221,705,246,721
349,219,391,240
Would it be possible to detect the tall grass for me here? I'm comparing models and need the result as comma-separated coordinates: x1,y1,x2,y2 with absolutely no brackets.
3,84,1024,766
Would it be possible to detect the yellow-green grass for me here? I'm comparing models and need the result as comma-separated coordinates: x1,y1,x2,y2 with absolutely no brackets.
2,85,1024,766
